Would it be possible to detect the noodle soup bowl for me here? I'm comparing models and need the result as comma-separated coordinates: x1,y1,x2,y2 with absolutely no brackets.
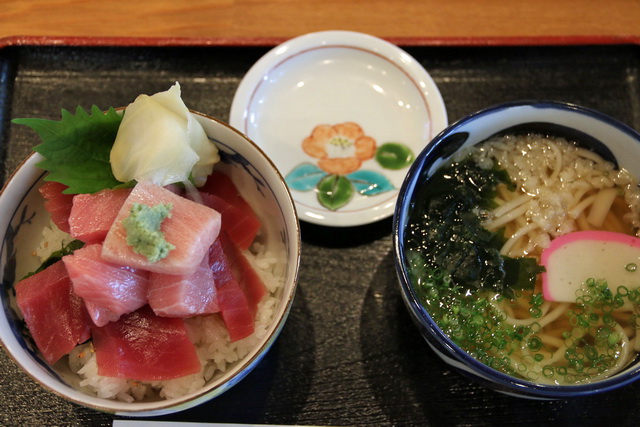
0,111,301,416
393,100,640,399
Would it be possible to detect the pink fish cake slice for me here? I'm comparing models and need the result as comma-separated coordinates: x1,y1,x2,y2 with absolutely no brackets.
101,182,222,275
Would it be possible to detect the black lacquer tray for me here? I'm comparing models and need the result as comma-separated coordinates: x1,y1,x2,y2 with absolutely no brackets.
1,41,640,426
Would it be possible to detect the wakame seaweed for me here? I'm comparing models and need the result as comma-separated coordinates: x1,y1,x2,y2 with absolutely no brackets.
22,239,85,280
406,157,544,298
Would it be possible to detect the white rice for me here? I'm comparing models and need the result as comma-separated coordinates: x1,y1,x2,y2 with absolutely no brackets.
34,222,74,259
39,222,284,402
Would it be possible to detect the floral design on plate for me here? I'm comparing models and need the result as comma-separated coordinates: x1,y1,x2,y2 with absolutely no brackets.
229,30,448,226
286,122,414,210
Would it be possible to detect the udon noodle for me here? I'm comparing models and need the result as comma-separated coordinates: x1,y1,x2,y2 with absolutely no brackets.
406,133,640,385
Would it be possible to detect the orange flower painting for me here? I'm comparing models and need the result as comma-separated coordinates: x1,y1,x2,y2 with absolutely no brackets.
286,121,414,211
302,122,376,175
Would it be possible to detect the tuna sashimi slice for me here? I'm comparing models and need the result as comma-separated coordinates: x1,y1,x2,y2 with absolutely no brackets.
15,260,92,364
63,244,150,327
68,188,131,244
200,172,261,250
91,305,201,380
219,231,267,315
200,172,252,210
84,301,121,327
101,182,222,275
208,232,267,341
148,253,220,317
199,192,261,251
39,181,74,233
209,237,254,341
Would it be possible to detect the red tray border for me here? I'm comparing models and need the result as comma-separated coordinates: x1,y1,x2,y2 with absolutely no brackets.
0,34,639,49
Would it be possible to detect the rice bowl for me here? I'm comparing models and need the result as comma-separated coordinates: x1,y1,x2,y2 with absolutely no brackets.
0,111,300,416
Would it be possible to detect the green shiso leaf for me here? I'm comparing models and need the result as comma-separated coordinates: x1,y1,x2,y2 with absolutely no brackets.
13,105,125,194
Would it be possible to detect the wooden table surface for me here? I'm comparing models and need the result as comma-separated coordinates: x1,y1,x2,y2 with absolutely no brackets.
0,0,639,44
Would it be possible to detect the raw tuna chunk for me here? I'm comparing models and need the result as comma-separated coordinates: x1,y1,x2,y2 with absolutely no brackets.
91,305,201,380
200,172,261,250
101,182,222,275
209,232,267,341
39,181,74,233
63,244,149,326
199,192,261,251
164,184,183,195
219,231,267,313
84,301,121,328
15,260,91,364
148,253,220,317
209,238,253,342
68,188,131,244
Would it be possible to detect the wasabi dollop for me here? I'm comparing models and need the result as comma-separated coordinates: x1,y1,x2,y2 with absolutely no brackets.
123,202,175,262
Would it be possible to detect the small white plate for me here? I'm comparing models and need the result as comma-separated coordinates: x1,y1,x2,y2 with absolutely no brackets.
230,31,447,227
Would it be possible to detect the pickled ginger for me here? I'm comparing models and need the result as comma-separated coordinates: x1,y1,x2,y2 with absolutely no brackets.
110,82,220,187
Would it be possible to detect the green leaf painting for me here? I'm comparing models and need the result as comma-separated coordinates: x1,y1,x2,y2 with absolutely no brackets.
285,163,328,191
347,170,395,196
287,121,417,211
317,175,354,211
375,142,415,170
